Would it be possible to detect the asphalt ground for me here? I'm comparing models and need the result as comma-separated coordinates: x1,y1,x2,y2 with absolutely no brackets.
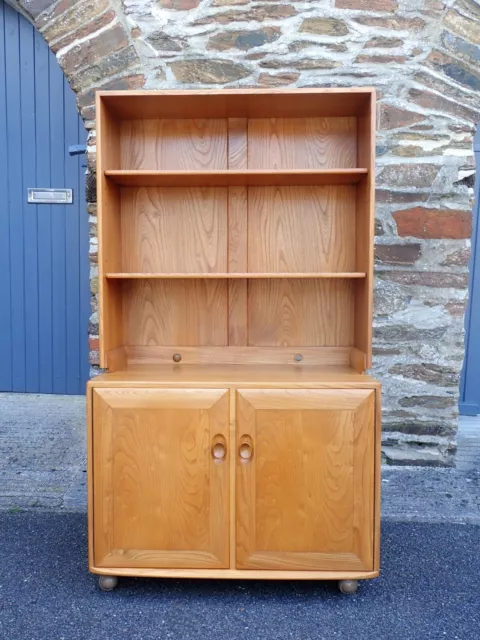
0,512,479,640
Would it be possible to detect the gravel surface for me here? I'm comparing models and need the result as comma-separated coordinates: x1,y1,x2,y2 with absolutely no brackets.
0,512,479,640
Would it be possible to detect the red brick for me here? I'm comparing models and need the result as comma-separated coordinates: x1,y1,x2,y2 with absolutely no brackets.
89,337,99,351
375,243,421,265
393,207,472,239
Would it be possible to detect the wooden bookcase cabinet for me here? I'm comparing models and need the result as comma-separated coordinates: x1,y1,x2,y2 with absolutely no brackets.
88,89,381,594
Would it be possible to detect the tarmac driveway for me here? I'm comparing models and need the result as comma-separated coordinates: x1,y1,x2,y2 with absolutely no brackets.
0,513,478,640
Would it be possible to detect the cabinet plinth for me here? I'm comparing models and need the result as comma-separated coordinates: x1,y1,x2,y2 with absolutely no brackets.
90,88,381,588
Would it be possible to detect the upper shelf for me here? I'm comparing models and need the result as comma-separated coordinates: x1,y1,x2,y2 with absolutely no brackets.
105,272,367,279
104,169,368,188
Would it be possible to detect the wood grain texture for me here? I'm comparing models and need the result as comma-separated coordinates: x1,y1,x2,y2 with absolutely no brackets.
121,346,355,367
227,185,248,345
228,280,248,346
228,118,247,170
96,95,122,366
236,389,375,571
105,169,368,187
91,363,381,386
350,347,367,373
87,386,94,568
120,119,227,170
354,91,376,368
98,88,374,120
248,279,354,347
92,89,380,583
122,279,228,346
248,118,357,169
374,388,382,572
105,273,366,279
121,187,227,274
248,186,356,273
93,388,230,569
91,566,379,580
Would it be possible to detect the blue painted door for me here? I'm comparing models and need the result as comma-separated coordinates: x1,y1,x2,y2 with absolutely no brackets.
0,2,90,394
460,126,480,415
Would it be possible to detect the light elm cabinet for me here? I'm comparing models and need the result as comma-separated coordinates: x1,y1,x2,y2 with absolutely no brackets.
88,88,380,595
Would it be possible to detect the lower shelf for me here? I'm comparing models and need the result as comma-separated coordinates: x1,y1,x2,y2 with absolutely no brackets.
104,346,368,373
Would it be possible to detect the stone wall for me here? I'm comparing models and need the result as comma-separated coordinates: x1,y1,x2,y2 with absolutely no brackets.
11,0,479,465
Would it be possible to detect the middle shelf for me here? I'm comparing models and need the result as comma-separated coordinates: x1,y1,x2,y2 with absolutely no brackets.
104,169,368,187
105,272,367,279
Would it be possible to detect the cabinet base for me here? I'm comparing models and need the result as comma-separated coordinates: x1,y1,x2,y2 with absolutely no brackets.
91,566,378,581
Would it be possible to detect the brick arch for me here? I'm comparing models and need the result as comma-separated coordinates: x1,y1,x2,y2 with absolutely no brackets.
7,0,145,122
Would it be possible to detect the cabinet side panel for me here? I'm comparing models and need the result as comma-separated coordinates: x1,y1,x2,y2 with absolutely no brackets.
352,390,375,570
248,279,354,346
120,119,228,170
96,95,123,366
123,279,228,346
354,92,375,367
374,387,382,571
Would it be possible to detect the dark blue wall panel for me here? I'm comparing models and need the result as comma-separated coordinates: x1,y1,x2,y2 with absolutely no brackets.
460,126,480,415
0,2,89,394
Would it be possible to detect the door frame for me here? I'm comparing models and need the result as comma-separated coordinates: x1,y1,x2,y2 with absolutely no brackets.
460,125,480,415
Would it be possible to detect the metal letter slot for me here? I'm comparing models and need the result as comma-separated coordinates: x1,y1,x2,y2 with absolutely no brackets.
28,188,73,204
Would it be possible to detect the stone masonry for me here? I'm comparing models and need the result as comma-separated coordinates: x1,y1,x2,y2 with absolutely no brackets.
9,0,480,465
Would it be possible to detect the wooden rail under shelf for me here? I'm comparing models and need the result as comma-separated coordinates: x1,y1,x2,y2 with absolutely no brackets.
104,272,368,279
104,169,368,187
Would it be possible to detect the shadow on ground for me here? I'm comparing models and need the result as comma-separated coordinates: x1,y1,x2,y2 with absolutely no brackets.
0,513,478,640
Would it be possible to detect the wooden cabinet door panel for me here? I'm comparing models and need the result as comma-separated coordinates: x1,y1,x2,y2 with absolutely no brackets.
93,388,229,569
236,389,375,571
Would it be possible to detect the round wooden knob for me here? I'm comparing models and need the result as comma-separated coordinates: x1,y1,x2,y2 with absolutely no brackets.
239,442,253,461
212,442,226,461
172,353,182,363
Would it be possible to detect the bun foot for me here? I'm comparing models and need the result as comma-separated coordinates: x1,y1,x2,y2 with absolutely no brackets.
98,575,119,592
338,579,358,594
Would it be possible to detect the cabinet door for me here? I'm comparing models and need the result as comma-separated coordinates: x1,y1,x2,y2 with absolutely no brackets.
93,388,229,569
236,389,375,571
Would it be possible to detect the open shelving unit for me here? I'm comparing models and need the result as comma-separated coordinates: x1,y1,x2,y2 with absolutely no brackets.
97,88,376,373
88,88,381,593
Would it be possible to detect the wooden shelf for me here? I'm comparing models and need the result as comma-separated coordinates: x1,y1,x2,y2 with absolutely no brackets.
105,272,367,279
105,169,368,187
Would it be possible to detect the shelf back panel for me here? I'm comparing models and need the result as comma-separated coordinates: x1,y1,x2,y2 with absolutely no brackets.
122,279,228,346
118,117,357,172
248,118,356,170
247,279,354,347
121,119,228,170
121,187,228,273
247,186,356,273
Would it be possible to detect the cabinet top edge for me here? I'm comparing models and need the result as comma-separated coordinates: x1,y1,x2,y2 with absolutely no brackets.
96,87,376,98
87,365,381,389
